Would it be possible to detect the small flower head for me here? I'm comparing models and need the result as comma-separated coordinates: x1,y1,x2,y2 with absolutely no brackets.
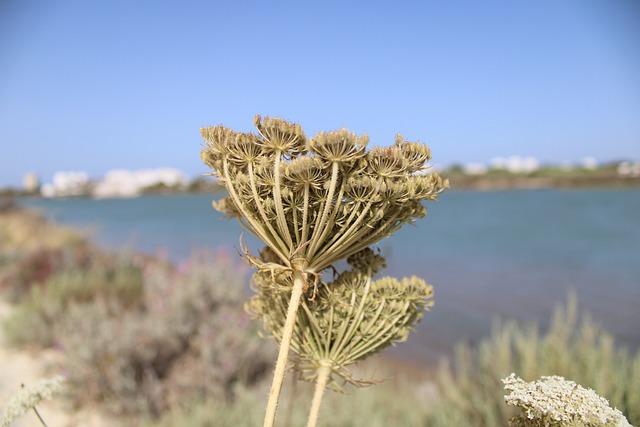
0,376,65,427
394,133,433,174
502,373,631,427
247,262,434,390
285,156,326,191
253,114,307,155
308,129,368,167
365,146,408,179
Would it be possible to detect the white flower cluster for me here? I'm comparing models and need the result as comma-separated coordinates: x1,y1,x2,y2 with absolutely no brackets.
0,376,65,427
502,373,631,427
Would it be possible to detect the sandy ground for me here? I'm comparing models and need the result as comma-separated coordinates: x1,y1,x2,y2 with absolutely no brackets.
0,301,112,427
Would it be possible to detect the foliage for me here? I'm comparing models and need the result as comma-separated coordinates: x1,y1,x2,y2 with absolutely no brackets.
55,253,274,416
0,205,90,301
0,204,85,253
428,294,640,426
3,252,145,347
145,368,430,427
143,295,639,427
1,208,275,418
3,250,274,417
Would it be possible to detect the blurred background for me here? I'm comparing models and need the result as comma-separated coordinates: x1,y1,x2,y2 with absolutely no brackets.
1,1,639,426
1,0,639,186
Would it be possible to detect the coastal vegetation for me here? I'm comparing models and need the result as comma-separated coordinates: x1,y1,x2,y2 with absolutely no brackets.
442,162,640,190
0,200,638,425
2,158,638,200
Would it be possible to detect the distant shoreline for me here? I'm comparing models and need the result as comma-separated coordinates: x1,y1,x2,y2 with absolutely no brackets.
2,174,639,199
446,174,640,191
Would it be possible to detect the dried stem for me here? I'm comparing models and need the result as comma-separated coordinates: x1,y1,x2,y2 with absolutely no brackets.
263,269,306,427
306,365,331,427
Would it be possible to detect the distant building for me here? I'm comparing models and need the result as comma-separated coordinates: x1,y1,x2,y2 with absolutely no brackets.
462,163,488,175
490,156,539,174
580,156,598,170
23,172,40,193
41,171,90,198
92,168,189,198
617,161,640,177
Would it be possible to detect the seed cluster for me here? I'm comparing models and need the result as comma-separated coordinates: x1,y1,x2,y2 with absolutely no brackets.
201,116,445,392
248,248,434,389
201,115,447,276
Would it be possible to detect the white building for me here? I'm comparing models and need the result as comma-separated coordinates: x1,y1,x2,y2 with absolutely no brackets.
92,168,189,198
617,161,640,177
462,163,488,175
41,171,90,198
490,156,540,174
23,172,40,193
580,156,598,170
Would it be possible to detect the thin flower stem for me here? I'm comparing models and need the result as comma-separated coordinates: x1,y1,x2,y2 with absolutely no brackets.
273,153,294,249
301,183,310,244
263,269,307,427
32,406,48,427
330,274,372,358
313,179,346,254
223,159,289,265
300,301,329,358
306,365,332,427
247,162,289,257
307,161,340,257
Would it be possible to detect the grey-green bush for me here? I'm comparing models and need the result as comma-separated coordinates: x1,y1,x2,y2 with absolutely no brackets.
428,294,639,426
56,252,275,417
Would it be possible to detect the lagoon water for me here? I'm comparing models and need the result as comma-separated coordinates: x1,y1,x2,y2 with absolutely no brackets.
19,189,640,367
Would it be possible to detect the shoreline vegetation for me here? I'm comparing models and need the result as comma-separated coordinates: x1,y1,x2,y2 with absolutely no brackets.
1,201,638,426
444,165,640,191
2,163,640,199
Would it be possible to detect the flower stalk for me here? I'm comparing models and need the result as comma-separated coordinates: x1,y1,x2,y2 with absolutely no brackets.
263,268,306,427
200,116,446,426
306,364,331,427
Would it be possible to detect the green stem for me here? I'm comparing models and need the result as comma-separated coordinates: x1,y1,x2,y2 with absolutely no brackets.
306,365,332,427
263,269,307,427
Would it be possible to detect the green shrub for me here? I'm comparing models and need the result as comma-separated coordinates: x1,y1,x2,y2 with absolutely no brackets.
146,368,430,427
3,252,145,348
145,294,639,427
55,252,274,417
427,293,640,426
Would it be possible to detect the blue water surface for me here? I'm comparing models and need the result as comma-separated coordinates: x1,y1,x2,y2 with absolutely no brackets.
18,189,640,366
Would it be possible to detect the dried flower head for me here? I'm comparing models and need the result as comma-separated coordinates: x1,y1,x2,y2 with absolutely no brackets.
201,116,445,426
502,373,631,427
248,260,434,390
201,115,447,280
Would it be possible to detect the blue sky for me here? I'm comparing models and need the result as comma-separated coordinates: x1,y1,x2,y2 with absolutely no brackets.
1,0,639,187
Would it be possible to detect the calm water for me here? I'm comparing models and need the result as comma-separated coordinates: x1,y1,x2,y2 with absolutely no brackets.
18,189,640,366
